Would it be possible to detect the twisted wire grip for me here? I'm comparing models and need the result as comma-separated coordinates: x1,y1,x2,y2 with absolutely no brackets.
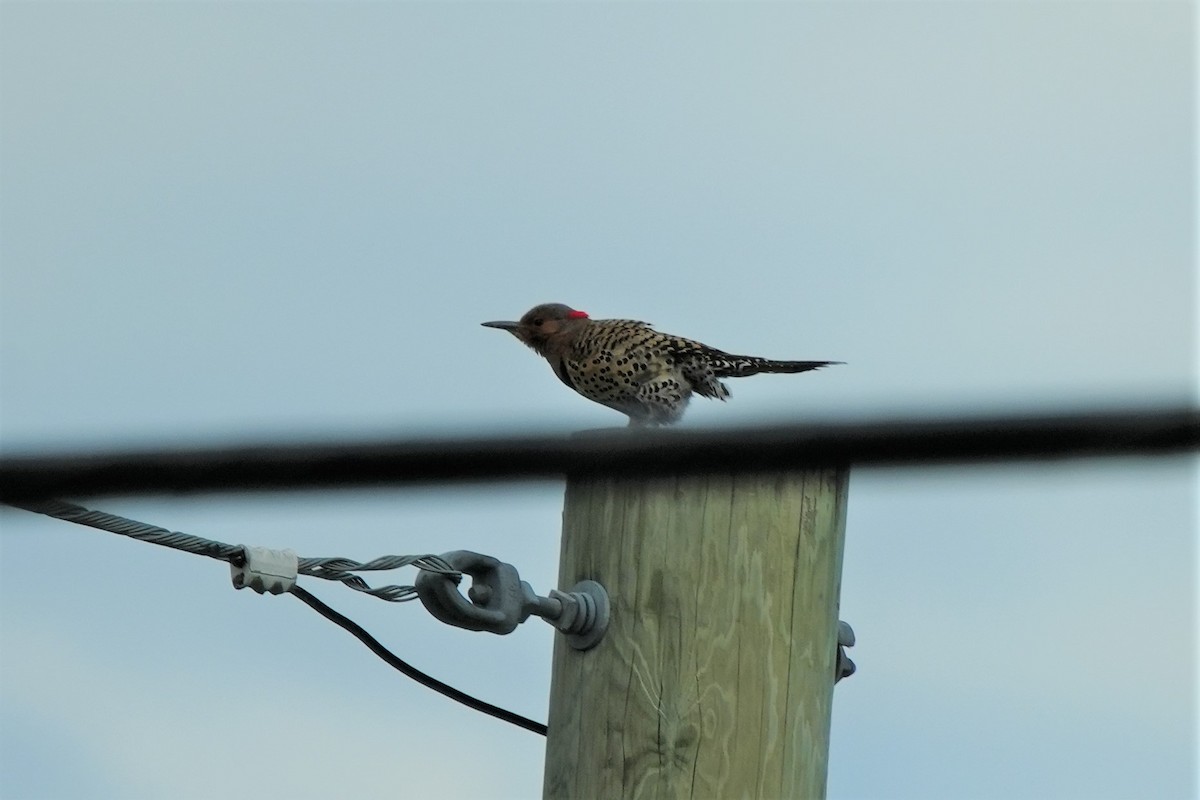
298,553,460,602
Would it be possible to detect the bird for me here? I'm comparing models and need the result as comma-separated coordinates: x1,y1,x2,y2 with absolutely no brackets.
482,303,841,426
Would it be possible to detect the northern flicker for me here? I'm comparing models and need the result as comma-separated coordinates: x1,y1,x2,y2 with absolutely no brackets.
482,303,841,425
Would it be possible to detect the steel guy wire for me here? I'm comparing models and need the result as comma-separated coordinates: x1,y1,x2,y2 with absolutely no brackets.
5,498,461,601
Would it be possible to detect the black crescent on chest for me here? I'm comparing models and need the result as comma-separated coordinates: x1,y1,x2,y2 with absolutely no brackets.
550,357,579,392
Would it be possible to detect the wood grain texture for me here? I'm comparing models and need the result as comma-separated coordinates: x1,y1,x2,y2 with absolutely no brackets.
543,469,849,800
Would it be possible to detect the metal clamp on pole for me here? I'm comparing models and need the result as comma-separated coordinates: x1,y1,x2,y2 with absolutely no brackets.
836,620,856,683
414,550,609,651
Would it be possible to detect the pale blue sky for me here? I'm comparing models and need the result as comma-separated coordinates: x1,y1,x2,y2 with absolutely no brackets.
1,3,1195,798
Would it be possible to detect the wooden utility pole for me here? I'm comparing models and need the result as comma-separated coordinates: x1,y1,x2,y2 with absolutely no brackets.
543,468,850,799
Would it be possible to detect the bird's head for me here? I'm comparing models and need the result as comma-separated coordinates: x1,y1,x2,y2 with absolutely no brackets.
482,303,591,354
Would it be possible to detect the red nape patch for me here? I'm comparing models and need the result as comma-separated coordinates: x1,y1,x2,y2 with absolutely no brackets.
567,310,590,319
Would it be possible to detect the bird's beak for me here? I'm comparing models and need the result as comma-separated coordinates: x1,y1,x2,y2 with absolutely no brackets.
481,320,519,331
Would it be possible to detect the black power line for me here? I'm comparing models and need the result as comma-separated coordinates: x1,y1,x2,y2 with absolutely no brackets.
291,586,548,736
0,406,1196,500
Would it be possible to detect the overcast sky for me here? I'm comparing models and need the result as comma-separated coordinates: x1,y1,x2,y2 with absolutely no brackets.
1,3,1195,799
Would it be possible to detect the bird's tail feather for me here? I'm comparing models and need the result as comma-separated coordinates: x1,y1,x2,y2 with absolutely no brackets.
712,356,843,378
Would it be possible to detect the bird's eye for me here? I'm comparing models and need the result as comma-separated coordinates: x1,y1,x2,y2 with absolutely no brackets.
532,318,544,326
